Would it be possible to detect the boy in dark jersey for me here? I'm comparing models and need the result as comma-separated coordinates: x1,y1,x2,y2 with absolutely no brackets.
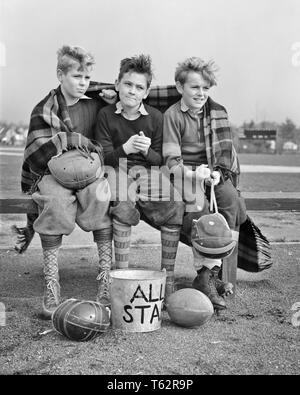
95,54,185,301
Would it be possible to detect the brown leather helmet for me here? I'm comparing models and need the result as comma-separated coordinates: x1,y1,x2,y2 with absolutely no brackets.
191,212,236,259
52,299,110,341
48,149,102,189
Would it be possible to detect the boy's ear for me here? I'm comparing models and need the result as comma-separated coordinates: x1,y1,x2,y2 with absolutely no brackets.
114,79,119,92
176,81,183,95
143,87,151,100
57,69,64,83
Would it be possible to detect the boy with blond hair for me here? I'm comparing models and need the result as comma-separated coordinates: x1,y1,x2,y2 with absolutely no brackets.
19,45,113,318
163,57,247,310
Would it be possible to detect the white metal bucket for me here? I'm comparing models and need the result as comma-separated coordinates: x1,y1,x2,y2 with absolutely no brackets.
109,269,166,332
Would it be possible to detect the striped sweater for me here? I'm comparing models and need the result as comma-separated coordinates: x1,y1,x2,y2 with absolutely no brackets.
163,97,240,186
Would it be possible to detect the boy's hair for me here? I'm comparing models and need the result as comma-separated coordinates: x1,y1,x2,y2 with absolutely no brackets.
118,54,153,88
175,57,218,87
57,45,95,73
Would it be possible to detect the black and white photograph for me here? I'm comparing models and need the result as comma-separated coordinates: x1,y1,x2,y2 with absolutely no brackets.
0,0,299,378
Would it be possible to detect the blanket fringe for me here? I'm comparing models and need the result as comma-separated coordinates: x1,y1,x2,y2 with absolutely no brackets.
238,216,272,272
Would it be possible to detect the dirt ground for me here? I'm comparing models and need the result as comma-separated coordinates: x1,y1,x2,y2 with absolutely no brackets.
0,242,299,376
0,151,299,376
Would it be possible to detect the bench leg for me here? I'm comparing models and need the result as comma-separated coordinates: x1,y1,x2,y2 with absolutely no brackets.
222,243,238,297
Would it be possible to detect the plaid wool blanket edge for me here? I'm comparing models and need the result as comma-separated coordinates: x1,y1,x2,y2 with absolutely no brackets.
21,86,104,193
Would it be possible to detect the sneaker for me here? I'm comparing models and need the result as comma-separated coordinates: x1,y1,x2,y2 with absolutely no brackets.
42,279,61,320
96,271,111,307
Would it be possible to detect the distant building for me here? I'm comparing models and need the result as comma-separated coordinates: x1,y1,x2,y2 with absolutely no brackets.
238,129,277,153
283,141,298,152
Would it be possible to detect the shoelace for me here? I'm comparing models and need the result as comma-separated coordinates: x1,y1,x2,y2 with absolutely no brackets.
207,272,219,296
96,271,110,299
45,279,60,305
44,258,58,280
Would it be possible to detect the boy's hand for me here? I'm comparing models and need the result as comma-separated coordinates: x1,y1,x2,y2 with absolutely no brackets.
123,135,140,155
133,131,151,155
206,170,221,186
195,164,211,180
99,89,117,104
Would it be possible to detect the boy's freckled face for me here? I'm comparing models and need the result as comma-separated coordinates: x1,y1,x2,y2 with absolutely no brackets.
116,72,149,110
177,71,211,112
58,63,92,103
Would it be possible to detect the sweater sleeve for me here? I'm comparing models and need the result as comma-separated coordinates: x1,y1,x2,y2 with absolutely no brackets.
94,110,126,167
163,107,191,177
143,111,163,166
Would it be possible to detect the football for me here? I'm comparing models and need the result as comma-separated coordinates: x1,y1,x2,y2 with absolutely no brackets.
166,288,214,327
52,298,111,341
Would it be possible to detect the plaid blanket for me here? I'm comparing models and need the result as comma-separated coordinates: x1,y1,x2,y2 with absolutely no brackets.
21,86,104,193
238,216,272,272
87,81,180,111
203,97,240,185
89,82,239,182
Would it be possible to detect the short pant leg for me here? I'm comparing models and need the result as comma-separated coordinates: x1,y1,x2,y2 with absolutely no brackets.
76,176,112,231
105,166,140,226
136,168,185,227
210,179,247,230
32,174,77,235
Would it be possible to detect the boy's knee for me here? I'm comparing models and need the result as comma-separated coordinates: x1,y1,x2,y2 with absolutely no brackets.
110,201,140,226
164,201,185,226
39,234,63,250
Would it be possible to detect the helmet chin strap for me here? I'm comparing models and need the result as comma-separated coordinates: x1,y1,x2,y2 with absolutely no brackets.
210,183,218,213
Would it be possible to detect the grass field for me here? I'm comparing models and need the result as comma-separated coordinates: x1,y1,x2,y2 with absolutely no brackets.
239,153,300,167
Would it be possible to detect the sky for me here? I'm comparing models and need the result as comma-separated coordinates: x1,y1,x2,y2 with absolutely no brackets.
0,0,300,126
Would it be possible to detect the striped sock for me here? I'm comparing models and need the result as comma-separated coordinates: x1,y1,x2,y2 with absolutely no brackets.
113,219,131,269
161,226,180,297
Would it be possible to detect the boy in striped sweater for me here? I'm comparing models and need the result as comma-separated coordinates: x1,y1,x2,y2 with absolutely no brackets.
163,57,247,310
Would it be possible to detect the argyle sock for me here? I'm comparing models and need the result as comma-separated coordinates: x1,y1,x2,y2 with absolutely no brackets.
113,219,131,269
93,227,113,272
43,248,60,282
93,227,113,306
161,226,181,298
42,247,61,318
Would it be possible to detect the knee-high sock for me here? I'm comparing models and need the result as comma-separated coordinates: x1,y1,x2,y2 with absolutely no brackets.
161,226,180,289
43,247,60,284
113,219,131,269
40,235,62,288
93,227,113,272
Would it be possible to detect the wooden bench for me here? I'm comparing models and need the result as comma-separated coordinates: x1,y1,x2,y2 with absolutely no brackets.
1,191,300,295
